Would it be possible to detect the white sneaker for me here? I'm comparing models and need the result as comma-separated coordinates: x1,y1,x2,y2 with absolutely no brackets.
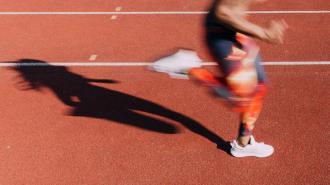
230,135,274,158
149,49,202,78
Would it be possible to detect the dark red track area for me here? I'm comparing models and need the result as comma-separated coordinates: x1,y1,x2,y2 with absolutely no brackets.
0,66,329,185
0,0,329,11
0,14,329,62
0,1,329,185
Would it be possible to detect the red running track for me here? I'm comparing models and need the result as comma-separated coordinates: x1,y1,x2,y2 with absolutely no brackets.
0,1,329,185
0,0,329,11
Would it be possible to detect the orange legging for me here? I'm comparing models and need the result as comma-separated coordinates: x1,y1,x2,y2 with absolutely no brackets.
226,34,267,136
202,32,268,136
238,84,267,136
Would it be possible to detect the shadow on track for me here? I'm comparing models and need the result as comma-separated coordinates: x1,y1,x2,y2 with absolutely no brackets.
10,59,231,153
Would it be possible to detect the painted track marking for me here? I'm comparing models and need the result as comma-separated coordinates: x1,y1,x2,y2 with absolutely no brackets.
89,55,98,61
0,10,329,15
1,61,329,67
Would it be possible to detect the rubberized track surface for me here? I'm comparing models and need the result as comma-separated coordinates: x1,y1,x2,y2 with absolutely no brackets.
0,1,329,185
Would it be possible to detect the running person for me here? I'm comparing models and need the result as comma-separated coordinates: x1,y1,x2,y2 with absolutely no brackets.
199,0,288,157
150,0,287,158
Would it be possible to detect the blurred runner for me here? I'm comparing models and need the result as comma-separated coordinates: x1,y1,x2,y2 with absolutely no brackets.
150,0,288,158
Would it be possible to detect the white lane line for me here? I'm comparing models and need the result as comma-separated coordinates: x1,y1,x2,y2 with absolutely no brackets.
262,61,330,65
248,10,330,14
0,10,329,15
0,61,329,67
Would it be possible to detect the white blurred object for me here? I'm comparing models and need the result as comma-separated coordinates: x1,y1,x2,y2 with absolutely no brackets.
149,49,203,79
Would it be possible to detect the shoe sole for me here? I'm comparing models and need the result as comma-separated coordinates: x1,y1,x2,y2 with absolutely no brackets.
230,148,274,158
148,65,192,79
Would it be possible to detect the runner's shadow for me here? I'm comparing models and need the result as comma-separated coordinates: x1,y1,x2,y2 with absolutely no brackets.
11,59,231,153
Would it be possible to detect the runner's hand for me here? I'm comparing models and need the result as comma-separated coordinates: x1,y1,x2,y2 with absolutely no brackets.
264,20,289,44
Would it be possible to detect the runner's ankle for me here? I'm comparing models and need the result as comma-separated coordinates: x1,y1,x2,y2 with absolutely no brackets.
237,136,251,147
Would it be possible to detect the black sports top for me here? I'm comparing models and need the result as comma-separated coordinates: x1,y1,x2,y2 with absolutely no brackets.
205,6,237,40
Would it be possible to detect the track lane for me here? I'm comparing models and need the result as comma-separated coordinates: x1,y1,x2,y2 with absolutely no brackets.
0,14,329,62
0,0,329,11
0,66,329,185
0,1,329,185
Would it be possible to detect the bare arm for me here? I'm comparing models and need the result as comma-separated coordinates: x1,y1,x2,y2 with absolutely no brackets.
215,0,287,43
216,7,267,40
215,0,267,40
